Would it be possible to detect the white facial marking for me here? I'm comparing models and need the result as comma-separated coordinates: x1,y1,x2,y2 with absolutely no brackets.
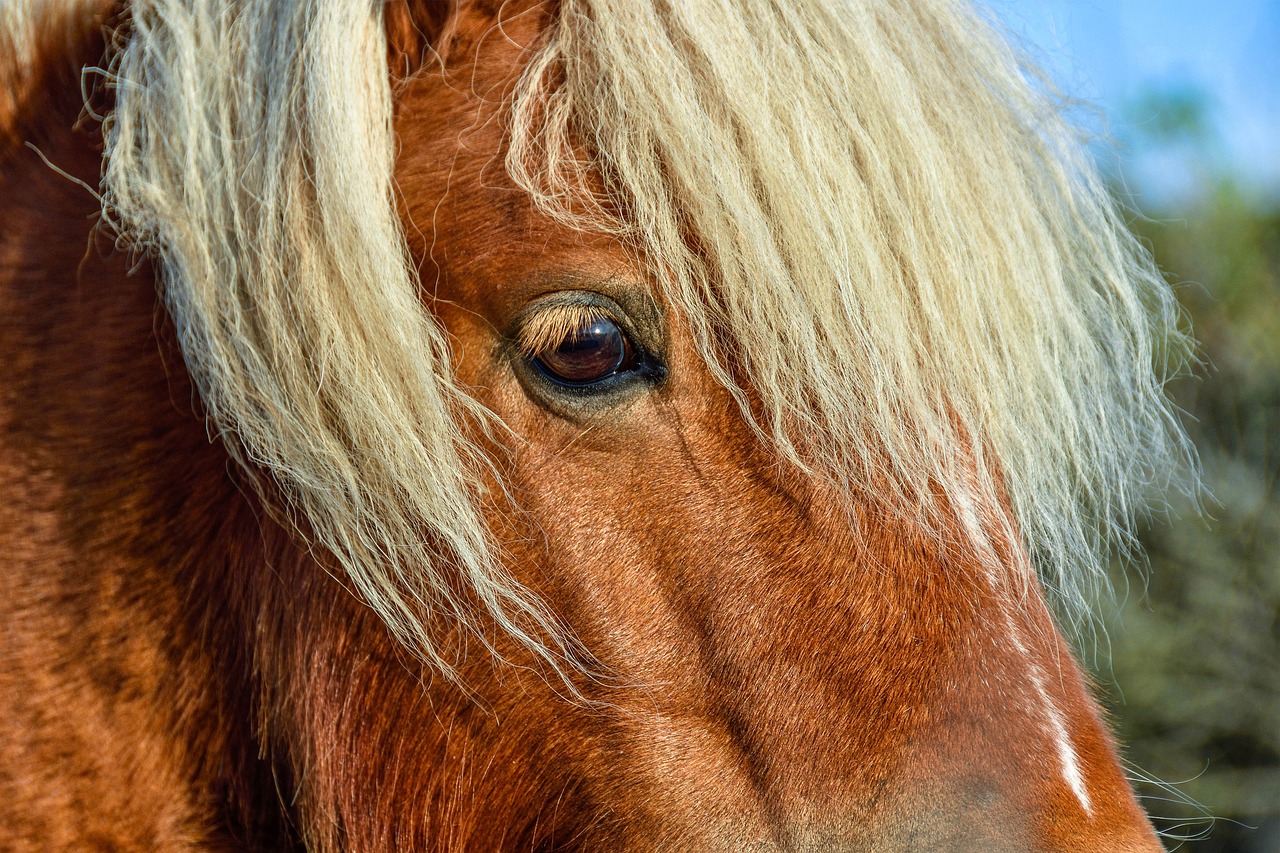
968,486,1094,816
998,608,1093,814
1026,653,1093,815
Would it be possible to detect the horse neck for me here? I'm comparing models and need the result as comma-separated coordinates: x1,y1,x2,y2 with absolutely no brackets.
2,32,563,852
0,31,298,846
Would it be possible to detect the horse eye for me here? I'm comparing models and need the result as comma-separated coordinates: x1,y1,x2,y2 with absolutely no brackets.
532,317,636,386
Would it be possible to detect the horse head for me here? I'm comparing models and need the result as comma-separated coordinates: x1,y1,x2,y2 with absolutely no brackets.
0,0,1195,849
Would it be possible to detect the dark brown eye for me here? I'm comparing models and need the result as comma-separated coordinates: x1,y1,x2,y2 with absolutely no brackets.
533,317,636,386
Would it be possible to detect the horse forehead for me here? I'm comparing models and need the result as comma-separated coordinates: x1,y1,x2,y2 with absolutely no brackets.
446,0,549,57
393,116,636,315
393,0,545,161
393,9,639,312
416,0,549,95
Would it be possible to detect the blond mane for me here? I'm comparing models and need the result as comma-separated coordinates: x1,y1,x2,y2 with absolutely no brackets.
93,0,1195,673
509,0,1197,623
100,0,568,678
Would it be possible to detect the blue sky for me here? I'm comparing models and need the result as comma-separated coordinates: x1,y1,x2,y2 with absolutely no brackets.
991,0,1280,208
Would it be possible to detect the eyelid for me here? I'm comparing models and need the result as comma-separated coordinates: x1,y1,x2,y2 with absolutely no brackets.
516,303,614,357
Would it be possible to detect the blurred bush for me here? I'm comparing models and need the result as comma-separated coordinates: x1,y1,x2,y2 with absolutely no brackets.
1094,174,1280,851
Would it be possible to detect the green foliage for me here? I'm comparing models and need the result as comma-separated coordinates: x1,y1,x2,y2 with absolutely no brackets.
1128,84,1216,146
1095,182,1280,851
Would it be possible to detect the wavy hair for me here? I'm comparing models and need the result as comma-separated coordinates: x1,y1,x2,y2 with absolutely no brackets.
99,0,1196,672
102,0,567,678
508,0,1197,623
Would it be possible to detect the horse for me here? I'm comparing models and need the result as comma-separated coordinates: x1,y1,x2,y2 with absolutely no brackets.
0,0,1197,849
